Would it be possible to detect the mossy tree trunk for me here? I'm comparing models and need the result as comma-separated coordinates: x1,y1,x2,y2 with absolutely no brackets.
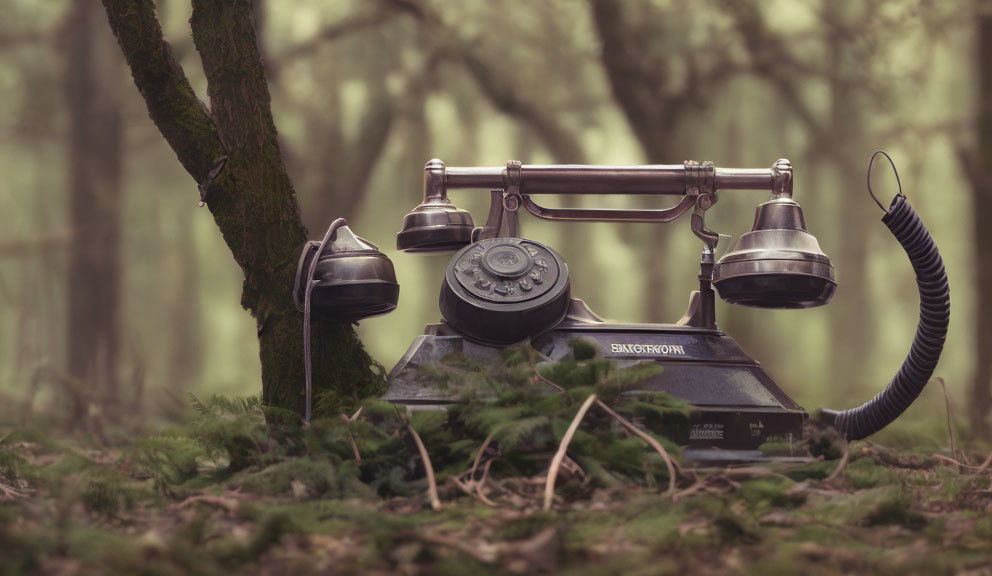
102,0,381,416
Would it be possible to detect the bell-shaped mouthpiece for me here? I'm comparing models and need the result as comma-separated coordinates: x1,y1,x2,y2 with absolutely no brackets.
294,221,399,321
713,198,835,309
396,201,475,252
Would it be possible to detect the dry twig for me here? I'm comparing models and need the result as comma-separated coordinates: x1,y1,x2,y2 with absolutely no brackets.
544,394,597,511
825,440,851,483
673,477,706,502
937,378,959,459
450,476,498,507
971,451,992,477
0,481,30,500
594,400,679,495
339,413,362,463
535,366,681,495
932,453,983,471
175,494,242,513
477,458,496,503
470,432,495,481
407,423,441,511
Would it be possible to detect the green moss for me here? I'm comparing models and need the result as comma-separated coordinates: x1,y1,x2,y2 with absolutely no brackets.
209,510,295,567
0,518,50,575
64,525,132,563
758,439,795,455
570,337,600,361
785,460,835,482
739,477,804,510
235,457,367,498
806,426,845,460
791,523,864,549
862,492,927,529
713,508,760,545
621,501,688,547
81,466,140,516
129,436,206,485
843,458,903,489
497,513,557,540
0,450,30,482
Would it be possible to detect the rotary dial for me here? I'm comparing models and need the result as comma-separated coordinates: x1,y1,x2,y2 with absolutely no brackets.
452,238,560,303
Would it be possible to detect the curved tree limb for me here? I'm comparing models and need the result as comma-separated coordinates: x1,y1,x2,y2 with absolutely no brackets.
388,0,586,163
275,7,394,68
588,0,679,163
714,0,833,155
459,50,585,163
102,0,226,182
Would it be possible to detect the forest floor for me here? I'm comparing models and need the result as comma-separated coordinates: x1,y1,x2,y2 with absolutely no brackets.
2,412,991,575
2,345,992,576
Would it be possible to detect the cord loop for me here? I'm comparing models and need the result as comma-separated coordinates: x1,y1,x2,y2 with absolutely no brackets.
867,150,904,213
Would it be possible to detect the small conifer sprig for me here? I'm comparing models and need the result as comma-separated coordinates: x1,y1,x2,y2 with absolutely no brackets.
128,342,690,509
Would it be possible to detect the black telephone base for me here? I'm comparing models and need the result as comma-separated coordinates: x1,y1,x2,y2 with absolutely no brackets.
382,312,809,464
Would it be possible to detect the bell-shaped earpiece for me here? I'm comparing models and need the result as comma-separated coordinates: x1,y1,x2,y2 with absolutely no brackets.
294,220,399,322
396,200,475,253
396,159,476,253
712,197,836,309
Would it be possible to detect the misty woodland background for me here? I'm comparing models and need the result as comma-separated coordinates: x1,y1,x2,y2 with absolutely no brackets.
1,1,992,575
0,0,989,437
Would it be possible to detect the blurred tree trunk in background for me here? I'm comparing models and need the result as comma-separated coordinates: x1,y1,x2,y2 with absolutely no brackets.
388,0,586,158
255,0,395,233
589,0,675,322
963,6,992,437
167,226,201,396
399,73,450,294
388,0,595,305
65,0,123,423
589,0,733,323
102,0,381,416
307,71,394,233
826,1,873,397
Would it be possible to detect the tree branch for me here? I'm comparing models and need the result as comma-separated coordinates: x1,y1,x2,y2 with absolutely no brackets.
0,29,49,51
191,0,276,154
102,0,226,183
389,0,585,162
459,50,585,162
589,0,677,161
188,0,307,309
715,0,833,153
0,229,73,258
275,7,394,66
589,0,743,162
347,86,396,193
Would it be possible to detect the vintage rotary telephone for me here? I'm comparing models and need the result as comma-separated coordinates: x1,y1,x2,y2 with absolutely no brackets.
296,153,949,461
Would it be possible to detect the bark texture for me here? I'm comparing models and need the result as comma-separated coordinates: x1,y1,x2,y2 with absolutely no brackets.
102,0,381,415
